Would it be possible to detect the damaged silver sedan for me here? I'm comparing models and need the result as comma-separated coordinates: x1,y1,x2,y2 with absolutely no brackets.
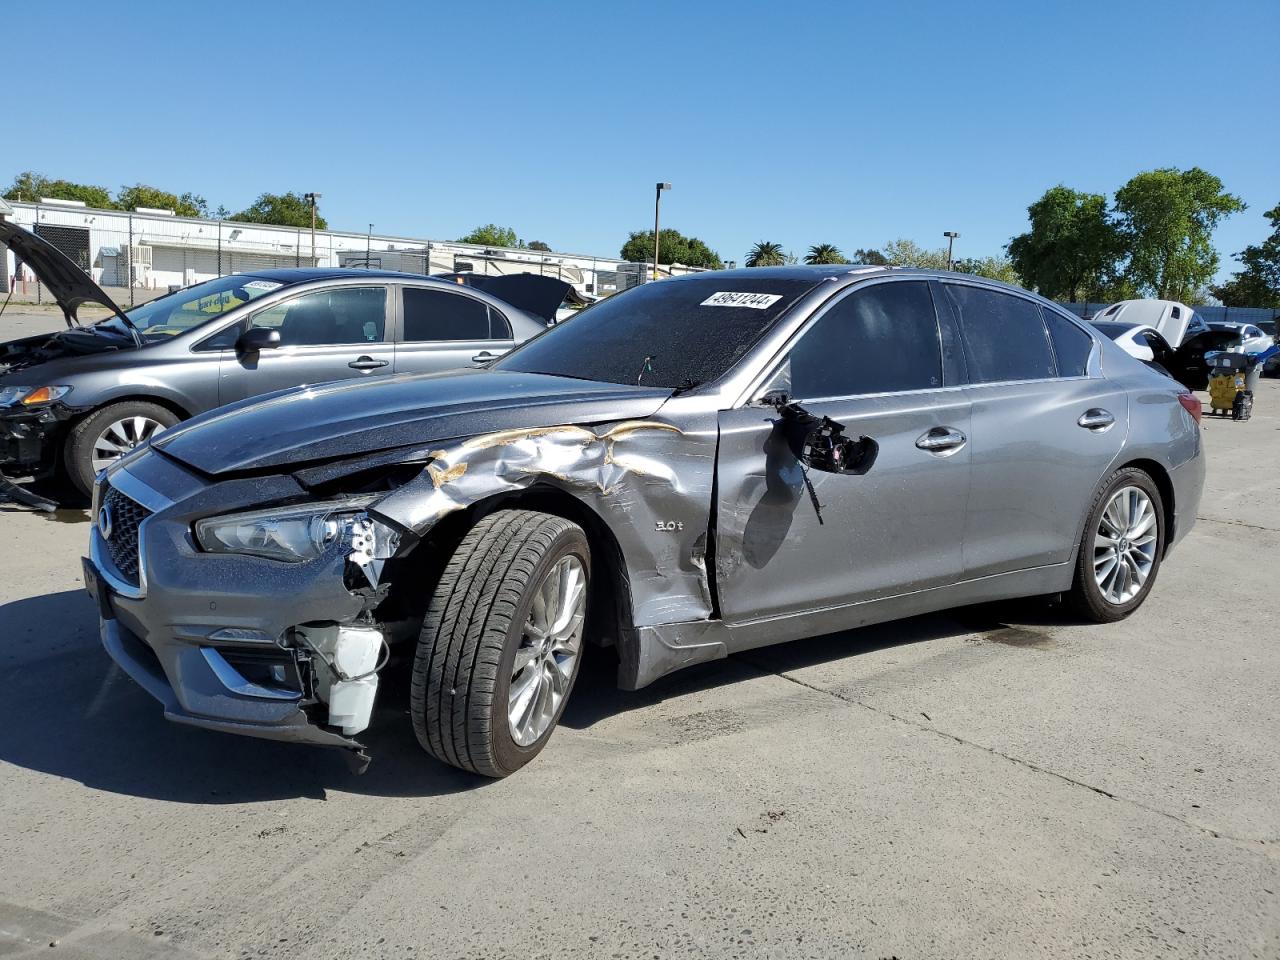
84,266,1205,776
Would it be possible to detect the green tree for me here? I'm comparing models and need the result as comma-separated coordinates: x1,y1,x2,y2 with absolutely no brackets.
853,247,889,265
458,224,520,247
805,243,848,265
117,183,208,217
526,240,552,252
1007,186,1119,301
2,170,114,208
882,238,950,270
231,192,327,229
1211,202,1280,307
1113,167,1244,301
619,229,723,269
745,241,787,267
954,255,1021,285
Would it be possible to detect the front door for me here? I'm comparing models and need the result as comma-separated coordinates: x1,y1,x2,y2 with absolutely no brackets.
716,278,971,629
220,285,395,402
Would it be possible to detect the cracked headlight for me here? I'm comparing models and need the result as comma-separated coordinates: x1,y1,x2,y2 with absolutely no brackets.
195,496,390,563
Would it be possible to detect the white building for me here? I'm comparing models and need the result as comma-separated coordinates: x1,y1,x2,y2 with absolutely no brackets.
1,199,700,302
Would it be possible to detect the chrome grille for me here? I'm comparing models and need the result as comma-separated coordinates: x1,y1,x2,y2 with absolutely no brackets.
100,484,151,585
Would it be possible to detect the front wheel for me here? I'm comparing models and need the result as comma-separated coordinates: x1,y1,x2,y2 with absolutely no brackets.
1065,467,1165,622
410,510,590,777
65,401,180,499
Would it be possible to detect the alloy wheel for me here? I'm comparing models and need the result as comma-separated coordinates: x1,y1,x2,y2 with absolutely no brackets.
91,416,166,474
1093,485,1158,605
508,555,586,747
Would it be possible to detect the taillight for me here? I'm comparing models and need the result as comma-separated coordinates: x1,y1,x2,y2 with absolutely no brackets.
1177,391,1202,424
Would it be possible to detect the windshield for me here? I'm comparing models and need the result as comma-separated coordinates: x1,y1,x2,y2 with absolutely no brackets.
493,277,820,389
94,275,284,341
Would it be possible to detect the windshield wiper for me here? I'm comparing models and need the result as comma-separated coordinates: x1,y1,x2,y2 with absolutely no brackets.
671,377,703,396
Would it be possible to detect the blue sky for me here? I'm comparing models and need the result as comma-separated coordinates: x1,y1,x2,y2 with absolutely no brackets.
10,0,1278,278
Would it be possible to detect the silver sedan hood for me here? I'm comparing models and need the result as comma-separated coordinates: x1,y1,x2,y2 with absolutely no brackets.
149,368,672,475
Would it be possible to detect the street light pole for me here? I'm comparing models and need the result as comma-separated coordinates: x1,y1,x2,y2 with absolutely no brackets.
943,230,960,270
366,223,374,270
653,182,671,281
304,192,322,265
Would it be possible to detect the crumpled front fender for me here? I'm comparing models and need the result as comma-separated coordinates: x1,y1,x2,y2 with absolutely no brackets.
370,415,721,629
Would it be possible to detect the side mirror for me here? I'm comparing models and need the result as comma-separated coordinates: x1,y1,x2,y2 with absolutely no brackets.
770,396,878,476
237,328,281,353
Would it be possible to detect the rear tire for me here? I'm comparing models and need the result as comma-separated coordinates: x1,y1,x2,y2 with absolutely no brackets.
410,510,590,777
65,401,179,499
1065,467,1165,623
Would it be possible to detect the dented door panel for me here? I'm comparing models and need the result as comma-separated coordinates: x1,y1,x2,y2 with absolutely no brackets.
714,390,971,628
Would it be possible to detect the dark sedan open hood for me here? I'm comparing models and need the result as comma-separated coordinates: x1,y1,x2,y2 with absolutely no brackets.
0,220,131,329
150,368,672,475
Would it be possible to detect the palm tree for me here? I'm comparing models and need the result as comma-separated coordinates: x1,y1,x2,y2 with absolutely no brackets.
805,243,848,265
745,241,786,267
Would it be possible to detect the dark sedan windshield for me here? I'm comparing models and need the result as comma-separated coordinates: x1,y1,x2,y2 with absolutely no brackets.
95,275,283,341
493,277,819,388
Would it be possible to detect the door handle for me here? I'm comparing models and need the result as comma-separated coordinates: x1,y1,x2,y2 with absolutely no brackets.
915,426,967,454
1077,408,1115,431
472,351,498,364
349,356,389,371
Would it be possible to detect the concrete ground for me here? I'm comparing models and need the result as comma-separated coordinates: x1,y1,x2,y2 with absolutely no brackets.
1,310,1277,959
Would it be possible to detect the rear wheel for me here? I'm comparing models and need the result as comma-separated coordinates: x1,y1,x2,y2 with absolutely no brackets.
65,401,180,499
1066,467,1165,622
410,510,590,777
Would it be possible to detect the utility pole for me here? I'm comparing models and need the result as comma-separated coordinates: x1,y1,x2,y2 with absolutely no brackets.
304,192,321,265
366,224,374,269
653,182,671,281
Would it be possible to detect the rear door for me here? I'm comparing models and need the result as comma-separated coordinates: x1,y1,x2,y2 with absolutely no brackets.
218,285,395,402
394,286,516,373
715,278,971,627
942,282,1126,578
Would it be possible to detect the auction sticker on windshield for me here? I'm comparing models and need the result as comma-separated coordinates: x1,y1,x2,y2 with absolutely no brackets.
700,291,783,309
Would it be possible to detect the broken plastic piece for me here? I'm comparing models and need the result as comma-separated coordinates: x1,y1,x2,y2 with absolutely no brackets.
346,516,402,588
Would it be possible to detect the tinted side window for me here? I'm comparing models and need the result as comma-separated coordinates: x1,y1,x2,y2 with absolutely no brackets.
1042,309,1093,377
787,281,942,399
402,288,491,341
945,285,1055,383
248,287,387,347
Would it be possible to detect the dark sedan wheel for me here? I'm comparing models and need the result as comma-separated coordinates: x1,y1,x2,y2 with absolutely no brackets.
1066,467,1165,622
411,510,590,777
66,401,180,499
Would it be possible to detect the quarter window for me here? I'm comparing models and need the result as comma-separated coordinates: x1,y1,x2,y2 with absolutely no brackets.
248,287,387,346
785,281,943,399
945,285,1055,383
402,288,493,341
1042,309,1093,377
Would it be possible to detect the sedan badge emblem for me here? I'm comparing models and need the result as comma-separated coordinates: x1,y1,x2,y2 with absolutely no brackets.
98,504,114,541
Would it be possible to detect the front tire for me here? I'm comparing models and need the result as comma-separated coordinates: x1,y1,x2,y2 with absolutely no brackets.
1066,467,1165,623
410,510,590,777
65,401,179,499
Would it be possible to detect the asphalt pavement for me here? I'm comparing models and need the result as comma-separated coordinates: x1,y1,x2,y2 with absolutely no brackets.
1,309,1277,958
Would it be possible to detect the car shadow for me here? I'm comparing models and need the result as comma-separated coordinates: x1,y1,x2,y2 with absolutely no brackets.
0,588,1078,805
559,601,1043,730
